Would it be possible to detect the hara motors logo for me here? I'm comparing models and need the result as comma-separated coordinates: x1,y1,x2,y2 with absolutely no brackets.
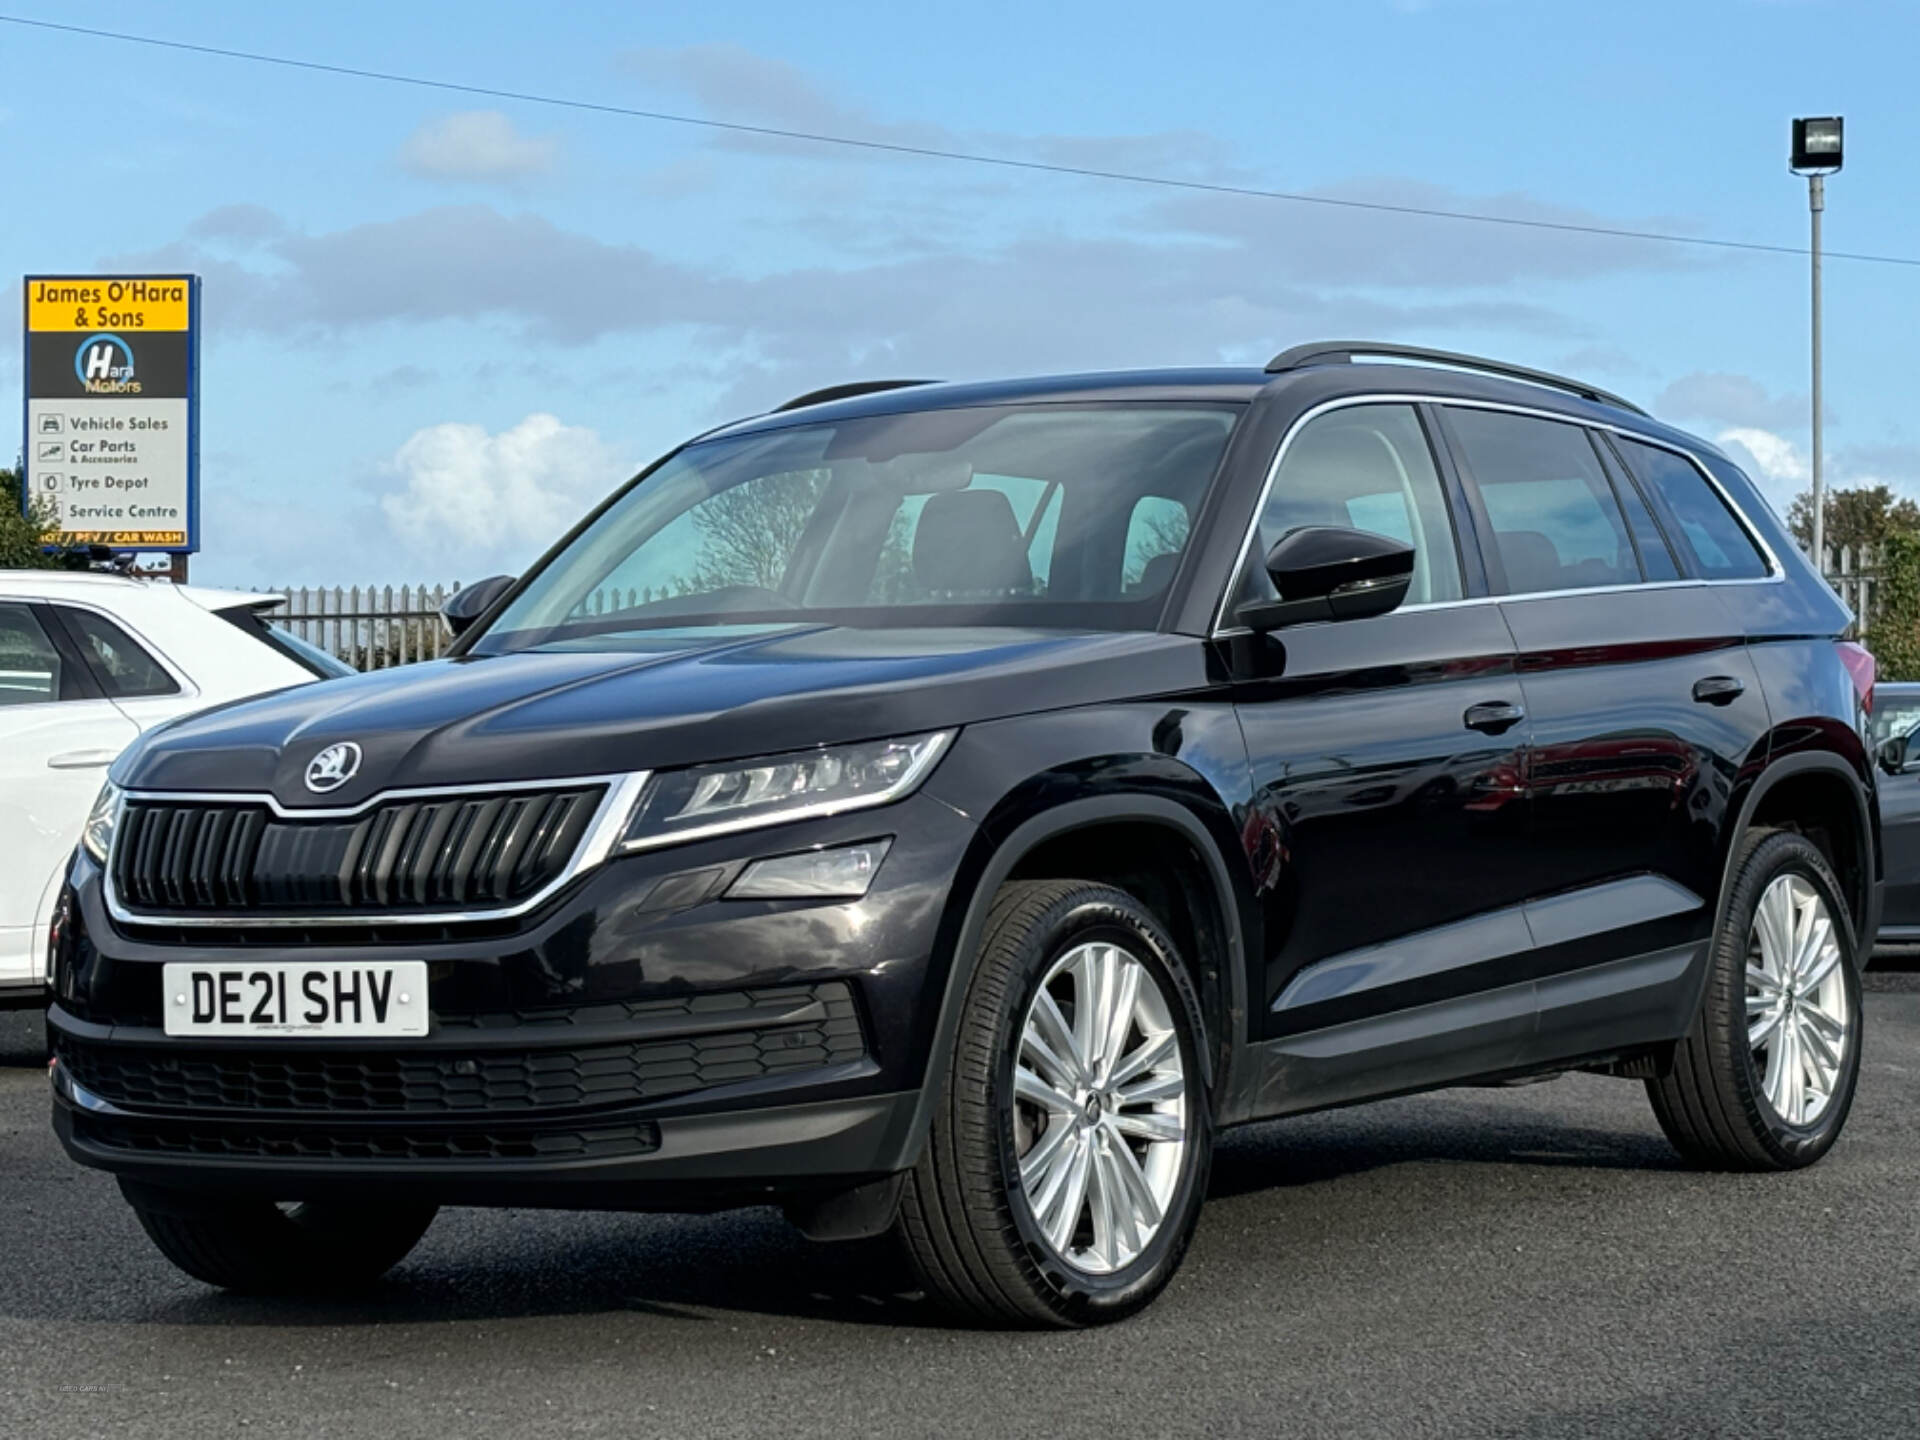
305,742,363,794
75,333,141,394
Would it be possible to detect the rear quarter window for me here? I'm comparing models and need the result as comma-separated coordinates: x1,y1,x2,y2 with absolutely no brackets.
1615,438,1769,581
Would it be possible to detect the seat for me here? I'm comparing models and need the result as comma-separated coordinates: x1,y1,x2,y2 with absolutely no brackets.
1497,529,1566,593
911,490,1034,598
1131,550,1182,597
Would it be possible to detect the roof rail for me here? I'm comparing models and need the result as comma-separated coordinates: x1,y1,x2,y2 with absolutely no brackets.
1263,341,1645,416
773,379,938,413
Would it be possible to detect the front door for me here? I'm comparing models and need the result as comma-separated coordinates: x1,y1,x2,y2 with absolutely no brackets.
0,602,137,986
1223,403,1534,1082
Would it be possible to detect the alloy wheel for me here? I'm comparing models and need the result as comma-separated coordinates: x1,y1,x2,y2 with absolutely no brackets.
1012,940,1188,1275
1746,872,1851,1127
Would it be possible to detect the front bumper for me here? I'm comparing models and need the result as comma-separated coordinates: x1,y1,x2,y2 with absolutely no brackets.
52,1057,921,1209
47,793,977,1206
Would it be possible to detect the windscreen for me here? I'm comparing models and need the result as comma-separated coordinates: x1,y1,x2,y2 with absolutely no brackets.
471,403,1240,653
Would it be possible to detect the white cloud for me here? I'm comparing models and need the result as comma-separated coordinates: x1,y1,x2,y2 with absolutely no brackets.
379,414,628,573
1718,426,1809,510
399,111,557,183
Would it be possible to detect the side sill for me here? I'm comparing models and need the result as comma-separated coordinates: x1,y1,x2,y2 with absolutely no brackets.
1239,941,1707,1122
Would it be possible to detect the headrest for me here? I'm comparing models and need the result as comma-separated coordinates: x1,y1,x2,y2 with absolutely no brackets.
912,489,1034,597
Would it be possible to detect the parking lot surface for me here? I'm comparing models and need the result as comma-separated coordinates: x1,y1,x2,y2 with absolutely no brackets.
3,978,1917,1440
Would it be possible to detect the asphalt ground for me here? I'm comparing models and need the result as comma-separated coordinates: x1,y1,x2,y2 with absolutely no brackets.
3,972,1917,1440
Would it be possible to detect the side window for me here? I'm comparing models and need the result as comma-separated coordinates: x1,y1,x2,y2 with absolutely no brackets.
55,608,180,699
1615,438,1770,581
1597,438,1681,582
1446,408,1637,593
1123,495,1191,595
0,603,68,706
1243,404,1463,607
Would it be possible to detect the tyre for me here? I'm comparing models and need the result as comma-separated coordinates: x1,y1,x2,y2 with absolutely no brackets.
121,1182,438,1294
895,879,1213,1327
1647,829,1863,1170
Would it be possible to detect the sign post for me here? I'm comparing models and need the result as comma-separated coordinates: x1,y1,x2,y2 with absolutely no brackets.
21,274,200,563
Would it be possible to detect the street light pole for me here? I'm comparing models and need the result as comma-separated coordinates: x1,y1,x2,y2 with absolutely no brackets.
1810,170,1825,568
1791,116,1843,569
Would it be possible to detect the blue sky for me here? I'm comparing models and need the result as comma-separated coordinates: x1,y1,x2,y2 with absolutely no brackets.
4,0,1917,586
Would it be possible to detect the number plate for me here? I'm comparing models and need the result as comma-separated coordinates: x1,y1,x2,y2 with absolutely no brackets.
161,961,430,1038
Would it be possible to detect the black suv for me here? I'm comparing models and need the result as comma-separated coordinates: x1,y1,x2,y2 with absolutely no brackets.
49,343,1880,1327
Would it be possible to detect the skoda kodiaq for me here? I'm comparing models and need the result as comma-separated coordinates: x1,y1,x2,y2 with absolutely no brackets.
49,343,1881,1327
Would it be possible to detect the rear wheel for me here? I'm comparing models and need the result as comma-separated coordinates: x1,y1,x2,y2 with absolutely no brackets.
121,1182,437,1294
894,880,1213,1327
1647,829,1862,1170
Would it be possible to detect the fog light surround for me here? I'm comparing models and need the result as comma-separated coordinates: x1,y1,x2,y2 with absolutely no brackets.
726,840,893,900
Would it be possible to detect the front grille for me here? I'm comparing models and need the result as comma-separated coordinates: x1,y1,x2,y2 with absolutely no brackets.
54,983,865,1116
74,1113,661,1163
112,786,605,915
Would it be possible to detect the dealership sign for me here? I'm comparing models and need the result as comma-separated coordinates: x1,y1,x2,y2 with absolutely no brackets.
21,274,200,552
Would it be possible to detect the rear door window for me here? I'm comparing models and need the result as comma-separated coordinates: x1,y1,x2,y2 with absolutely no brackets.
1445,408,1638,593
1613,438,1770,580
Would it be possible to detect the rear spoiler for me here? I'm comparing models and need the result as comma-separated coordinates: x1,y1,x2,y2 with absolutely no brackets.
176,585,286,615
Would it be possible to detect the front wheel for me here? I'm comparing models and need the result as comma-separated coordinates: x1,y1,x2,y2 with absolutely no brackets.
1647,829,1863,1170
895,880,1213,1327
121,1182,438,1294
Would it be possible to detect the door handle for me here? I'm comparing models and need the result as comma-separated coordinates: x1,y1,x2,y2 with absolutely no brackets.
47,749,120,770
1692,675,1746,706
1463,700,1525,735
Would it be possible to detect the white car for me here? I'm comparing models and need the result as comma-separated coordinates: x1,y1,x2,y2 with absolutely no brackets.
0,571,351,1005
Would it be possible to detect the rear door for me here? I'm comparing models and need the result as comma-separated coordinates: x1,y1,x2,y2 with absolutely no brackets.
0,602,137,986
1440,406,1772,994
1225,402,1534,1085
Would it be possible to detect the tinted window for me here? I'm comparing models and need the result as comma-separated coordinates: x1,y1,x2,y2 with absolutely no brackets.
1241,404,1462,608
1601,441,1681,582
1448,409,1636,593
57,608,180,698
0,603,66,706
1615,438,1769,580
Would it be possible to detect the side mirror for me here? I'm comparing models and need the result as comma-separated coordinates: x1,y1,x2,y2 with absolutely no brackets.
1235,526,1415,633
1882,727,1920,776
441,574,516,638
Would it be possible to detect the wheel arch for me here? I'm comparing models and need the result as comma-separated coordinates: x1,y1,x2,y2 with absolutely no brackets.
1722,750,1879,953
904,793,1251,1164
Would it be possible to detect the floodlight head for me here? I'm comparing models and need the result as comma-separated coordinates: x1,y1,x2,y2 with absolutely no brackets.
1792,116,1844,174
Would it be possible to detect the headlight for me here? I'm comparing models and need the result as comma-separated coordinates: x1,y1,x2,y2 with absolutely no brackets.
80,782,121,865
621,732,952,851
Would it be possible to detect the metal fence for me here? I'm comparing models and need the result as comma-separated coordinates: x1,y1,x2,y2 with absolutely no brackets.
261,584,461,670
1822,545,1877,628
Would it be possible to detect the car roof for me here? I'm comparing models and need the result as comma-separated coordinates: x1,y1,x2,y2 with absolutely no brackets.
703,362,1727,464
0,569,161,599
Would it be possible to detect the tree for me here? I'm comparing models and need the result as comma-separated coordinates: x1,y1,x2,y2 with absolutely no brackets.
0,465,69,570
1869,529,1920,683
1786,483,1920,555
679,469,828,594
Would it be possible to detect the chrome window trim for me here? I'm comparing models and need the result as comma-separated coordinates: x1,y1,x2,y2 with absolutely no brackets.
1212,393,1784,638
101,770,651,930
